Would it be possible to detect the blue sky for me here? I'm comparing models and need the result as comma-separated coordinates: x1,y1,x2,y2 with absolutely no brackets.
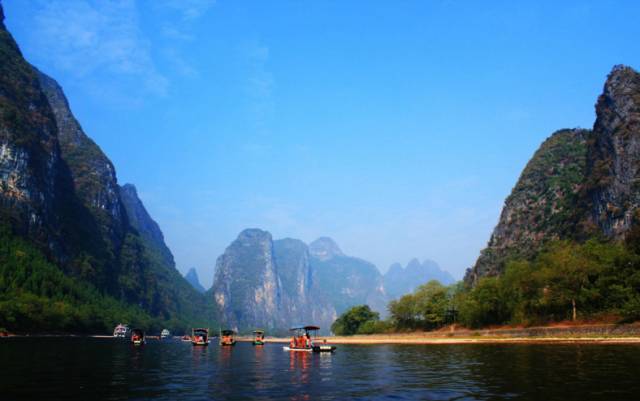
4,0,640,284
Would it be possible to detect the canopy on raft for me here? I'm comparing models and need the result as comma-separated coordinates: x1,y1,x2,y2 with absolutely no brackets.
221,329,236,335
289,325,320,332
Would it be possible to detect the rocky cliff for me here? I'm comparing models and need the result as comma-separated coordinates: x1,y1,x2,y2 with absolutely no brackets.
212,229,326,332
0,3,205,330
0,6,67,257
384,258,454,299
211,230,390,332
119,183,174,268
587,65,640,237
467,65,640,284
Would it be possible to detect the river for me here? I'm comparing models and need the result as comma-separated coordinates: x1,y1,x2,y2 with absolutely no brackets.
1,337,639,400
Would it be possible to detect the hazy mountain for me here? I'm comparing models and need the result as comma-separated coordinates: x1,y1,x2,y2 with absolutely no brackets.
467,65,640,284
384,258,454,299
211,229,336,333
309,237,345,260
184,268,206,293
309,237,388,318
211,230,389,332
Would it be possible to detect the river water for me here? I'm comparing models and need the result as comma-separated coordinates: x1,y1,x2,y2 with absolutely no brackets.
1,337,639,400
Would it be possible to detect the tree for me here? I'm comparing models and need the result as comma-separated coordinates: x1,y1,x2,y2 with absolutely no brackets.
458,276,510,327
536,241,603,321
388,280,452,330
331,305,380,335
412,280,449,329
388,294,417,329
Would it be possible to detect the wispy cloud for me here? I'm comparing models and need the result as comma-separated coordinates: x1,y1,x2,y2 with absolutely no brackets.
21,0,216,103
30,0,168,97
158,0,216,21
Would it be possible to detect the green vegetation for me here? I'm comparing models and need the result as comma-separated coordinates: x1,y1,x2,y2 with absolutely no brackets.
333,235,640,335
331,305,388,335
0,226,213,334
472,129,593,280
458,238,640,327
0,226,153,333
388,280,456,330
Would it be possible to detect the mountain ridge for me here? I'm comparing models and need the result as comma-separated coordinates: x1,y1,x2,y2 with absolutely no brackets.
384,258,455,299
467,64,640,284
0,3,207,333
212,229,395,332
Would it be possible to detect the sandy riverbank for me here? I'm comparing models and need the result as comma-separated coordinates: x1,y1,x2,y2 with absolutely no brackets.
258,336,640,345
239,323,640,345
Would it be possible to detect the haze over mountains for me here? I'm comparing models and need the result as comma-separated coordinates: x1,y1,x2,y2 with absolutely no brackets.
0,1,451,334
4,1,449,334
184,268,207,294
0,2,451,333
3,1,640,335
384,259,454,300
210,229,439,333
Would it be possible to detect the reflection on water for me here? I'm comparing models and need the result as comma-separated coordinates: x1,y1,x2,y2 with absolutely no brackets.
1,338,640,400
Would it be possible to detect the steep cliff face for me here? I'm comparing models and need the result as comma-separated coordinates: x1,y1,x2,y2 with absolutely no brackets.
38,71,126,249
587,65,640,237
273,238,336,329
0,8,64,251
0,3,206,330
119,183,174,267
34,71,130,291
212,229,286,331
468,65,640,284
212,230,394,332
116,182,206,320
384,258,454,299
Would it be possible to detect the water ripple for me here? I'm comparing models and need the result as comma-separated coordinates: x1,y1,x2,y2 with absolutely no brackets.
1,338,639,400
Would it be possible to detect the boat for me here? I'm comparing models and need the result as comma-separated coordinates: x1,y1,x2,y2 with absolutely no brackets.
160,329,171,339
191,328,209,346
131,328,145,346
283,325,336,353
181,335,192,342
252,329,265,345
219,329,236,346
113,323,129,338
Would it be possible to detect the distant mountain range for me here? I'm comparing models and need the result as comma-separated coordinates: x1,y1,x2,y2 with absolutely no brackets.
384,259,454,300
184,268,207,294
0,2,454,334
210,229,453,333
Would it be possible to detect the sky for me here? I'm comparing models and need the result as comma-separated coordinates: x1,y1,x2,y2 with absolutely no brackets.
4,0,640,285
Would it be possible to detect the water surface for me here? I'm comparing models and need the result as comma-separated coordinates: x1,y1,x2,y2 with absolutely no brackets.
1,337,639,400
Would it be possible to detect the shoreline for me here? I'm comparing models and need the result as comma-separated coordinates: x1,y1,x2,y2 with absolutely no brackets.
3,323,640,345
255,322,640,345
257,336,640,345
